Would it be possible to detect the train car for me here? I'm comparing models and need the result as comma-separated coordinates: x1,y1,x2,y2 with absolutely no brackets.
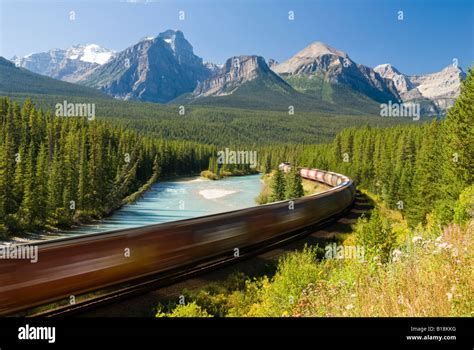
0,168,355,315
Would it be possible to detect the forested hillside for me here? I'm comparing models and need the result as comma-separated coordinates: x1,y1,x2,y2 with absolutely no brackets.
0,57,109,98
155,68,473,318
0,98,214,236
258,67,473,226
1,66,470,238
4,94,418,146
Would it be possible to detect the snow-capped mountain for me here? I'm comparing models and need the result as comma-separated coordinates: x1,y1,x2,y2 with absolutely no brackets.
11,44,115,82
375,63,466,114
78,30,212,103
272,42,400,103
9,33,465,115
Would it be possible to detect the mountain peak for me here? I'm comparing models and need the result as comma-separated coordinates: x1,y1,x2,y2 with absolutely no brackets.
272,41,350,75
374,63,414,94
299,41,348,59
155,29,193,54
66,44,115,65
374,63,401,76
139,36,157,42
191,54,280,97
224,55,268,70
158,29,184,39
440,64,465,74
10,44,115,82
79,30,210,103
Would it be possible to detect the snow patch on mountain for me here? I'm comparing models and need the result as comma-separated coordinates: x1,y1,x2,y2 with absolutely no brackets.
68,44,115,65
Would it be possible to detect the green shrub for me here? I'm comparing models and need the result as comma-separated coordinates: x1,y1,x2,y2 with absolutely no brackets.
156,302,212,317
454,185,474,225
354,209,396,263
248,245,322,316
200,170,219,180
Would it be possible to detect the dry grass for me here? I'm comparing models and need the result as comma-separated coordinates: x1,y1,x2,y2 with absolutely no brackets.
156,191,473,318
294,222,473,317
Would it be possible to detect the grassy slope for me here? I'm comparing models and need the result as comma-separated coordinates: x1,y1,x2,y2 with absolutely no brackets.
173,74,380,116
283,74,382,115
0,57,109,99
155,192,472,317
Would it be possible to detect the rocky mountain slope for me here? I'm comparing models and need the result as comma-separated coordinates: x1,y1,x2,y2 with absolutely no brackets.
375,63,466,114
78,30,212,103
172,54,380,114
272,41,400,104
11,44,114,82
191,55,290,97
9,33,465,115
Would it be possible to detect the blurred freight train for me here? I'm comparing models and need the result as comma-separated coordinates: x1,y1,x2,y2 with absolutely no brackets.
0,168,355,315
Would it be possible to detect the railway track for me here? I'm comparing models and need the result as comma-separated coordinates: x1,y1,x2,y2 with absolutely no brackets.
32,213,347,317
0,168,355,317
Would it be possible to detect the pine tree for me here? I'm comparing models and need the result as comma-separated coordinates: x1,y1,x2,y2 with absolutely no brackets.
431,66,474,223
409,121,442,223
34,143,49,226
264,154,272,174
285,167,304,199
18,141,36,228
0,133,17,222
12,143,26,213
271,168,286,201
47,146,65,226
77,128,89,211
440,66,473,202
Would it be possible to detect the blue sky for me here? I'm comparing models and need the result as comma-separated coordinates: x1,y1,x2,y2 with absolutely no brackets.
1,0,473,75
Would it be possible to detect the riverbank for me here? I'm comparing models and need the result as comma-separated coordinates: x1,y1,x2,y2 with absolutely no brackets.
200,168,260,180
1,173,264,245
255,171,331,204
1,169,162,244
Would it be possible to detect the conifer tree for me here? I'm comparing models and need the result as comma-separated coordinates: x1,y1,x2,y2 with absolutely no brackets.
440,66,473,202
34,143,49,226
285,167,304,199
271,168,286,201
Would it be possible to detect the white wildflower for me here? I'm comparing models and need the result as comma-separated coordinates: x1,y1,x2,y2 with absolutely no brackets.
345,304,354,310
436,242,450,250
392,249,403,262
412,236,423,243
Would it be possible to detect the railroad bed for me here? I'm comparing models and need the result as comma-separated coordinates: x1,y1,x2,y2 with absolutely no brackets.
0,168,355,316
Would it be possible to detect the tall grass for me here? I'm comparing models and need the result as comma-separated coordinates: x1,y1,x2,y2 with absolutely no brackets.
156,209,473,317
